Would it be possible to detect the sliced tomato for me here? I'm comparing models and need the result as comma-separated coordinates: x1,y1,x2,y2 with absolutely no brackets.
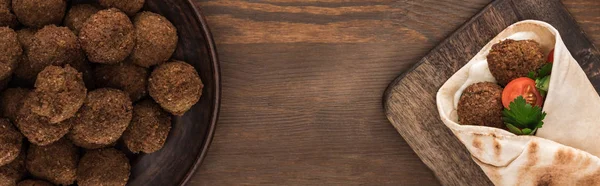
548,49,554,63
502,77,543,108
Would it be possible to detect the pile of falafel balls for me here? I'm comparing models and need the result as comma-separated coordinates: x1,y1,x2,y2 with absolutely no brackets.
0,0,205,185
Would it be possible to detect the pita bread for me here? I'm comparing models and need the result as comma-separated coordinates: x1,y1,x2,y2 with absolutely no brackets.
437,20,600,185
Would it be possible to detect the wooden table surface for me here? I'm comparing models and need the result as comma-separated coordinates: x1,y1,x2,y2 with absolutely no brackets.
188,0,600,185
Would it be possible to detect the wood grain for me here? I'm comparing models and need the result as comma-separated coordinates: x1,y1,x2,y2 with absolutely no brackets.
189,0,600,185
384,0,600,185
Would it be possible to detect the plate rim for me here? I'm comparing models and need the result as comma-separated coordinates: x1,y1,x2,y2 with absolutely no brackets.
178,1,222,185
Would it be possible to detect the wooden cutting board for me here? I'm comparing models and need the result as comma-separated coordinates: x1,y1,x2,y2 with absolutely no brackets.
383,0,600,185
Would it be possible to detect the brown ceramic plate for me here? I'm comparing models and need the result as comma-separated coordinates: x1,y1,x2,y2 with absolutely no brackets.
71,0,221,185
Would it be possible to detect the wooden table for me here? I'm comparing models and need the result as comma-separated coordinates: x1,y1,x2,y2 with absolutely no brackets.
188,0,600,185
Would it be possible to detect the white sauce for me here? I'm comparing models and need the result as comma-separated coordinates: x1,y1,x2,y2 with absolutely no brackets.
453,60,497,108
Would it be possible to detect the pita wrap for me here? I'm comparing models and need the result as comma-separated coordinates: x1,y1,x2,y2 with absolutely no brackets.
437,20,600,185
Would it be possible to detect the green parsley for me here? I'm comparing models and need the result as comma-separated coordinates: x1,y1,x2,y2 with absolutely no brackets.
502,96,547,135
527,63,552,97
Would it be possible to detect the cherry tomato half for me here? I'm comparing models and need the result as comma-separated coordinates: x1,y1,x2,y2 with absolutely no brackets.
502,77,543,108
548,49,554,63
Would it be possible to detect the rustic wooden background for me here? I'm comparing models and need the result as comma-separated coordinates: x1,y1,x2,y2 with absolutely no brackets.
188,0,600,185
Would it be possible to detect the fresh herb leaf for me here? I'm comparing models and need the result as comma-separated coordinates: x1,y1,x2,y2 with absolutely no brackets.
527,71,536,79
537,63,553,78
536,75,550,92
502,96,547,135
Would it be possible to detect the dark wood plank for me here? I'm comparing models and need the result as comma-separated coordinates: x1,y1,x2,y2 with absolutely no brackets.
186,0,600,185
190,0,489,185
384,0,600,185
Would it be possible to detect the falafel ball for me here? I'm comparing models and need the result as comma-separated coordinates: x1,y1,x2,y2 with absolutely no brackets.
26,138,78,185
0,88,30,122
123,100,171,153
17,180,54,186
0,119,22,167
15,92,71,146
28,25,85,73
69,88,132,149
0,150,26,186
98,0,144,16
457,82,505,129
0,27,22,81
79,8,135,64
0,0,9,9
11,0,66,28
64,4,100,35
77,148,130,186
94,61,149,102
131,11,178,68
487,39,546,86
149,61,203,115
30,65,87,124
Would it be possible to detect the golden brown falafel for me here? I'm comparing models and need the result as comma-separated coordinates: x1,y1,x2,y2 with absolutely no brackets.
64,4,99,35
149,61,203,115
0,119,22,167
0,150,25,186
30,65,86,124
15,92,71,146
69,88,132,149
0,0,9,9
77,148,130,186
17,179,54,186
123,100,171,153
457,82,505,129
26,138,78,185
98,0,144,16
79,8,135,64
0,27,22,81
487,39,546,86
11,0,66,28
0,88,29,122
94,61,149,102
28,25,85,73
131,11,178,68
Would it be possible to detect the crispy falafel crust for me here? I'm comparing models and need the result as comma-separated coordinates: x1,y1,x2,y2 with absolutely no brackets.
26,139,78,185
0,150,26,186
131,11,178,68
69,88,132,149
0,119,22,167
12,0,66,28
77,148,130,186
149,61,203,115
98,0,144,16
457,82,505,129
64,4,100,35
31,65,87,124
0,88,29,122
0,27,22,81
487,39,546,85
79,8,135,64
15,92,71,146
123,100,171,153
